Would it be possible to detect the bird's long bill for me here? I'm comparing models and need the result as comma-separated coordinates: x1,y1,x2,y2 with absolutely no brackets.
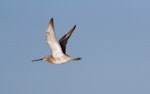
32,58,43,62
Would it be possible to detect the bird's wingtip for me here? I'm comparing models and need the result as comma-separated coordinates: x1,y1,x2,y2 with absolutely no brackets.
50,18,54,24
50,17,53,21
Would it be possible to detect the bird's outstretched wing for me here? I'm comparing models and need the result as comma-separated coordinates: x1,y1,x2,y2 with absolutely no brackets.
46,18,64,57
59,25,76,55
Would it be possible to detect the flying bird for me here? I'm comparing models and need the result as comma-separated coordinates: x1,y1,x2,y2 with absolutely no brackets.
32,18,81,64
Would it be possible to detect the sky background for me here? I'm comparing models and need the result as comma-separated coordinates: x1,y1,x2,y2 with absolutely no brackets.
0,0,150,94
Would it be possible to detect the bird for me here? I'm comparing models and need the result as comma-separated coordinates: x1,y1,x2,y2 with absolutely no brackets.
32,18,81,64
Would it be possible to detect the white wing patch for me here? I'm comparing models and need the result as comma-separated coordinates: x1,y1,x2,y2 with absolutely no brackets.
46,18,65,57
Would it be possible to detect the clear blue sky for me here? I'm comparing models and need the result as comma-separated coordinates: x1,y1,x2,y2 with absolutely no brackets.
0,0,150,94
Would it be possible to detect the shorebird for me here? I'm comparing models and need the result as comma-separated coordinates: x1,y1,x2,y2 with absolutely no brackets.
32,18,81,64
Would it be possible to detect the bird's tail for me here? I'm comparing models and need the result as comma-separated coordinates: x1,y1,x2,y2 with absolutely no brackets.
73,57,81,60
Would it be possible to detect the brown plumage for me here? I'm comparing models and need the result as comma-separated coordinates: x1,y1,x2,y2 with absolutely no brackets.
32,18,81,64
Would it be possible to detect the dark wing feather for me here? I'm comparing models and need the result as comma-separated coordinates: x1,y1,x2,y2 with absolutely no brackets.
59,25,76,54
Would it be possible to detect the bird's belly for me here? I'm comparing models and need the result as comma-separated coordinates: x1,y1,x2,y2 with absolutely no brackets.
50,56,72,64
